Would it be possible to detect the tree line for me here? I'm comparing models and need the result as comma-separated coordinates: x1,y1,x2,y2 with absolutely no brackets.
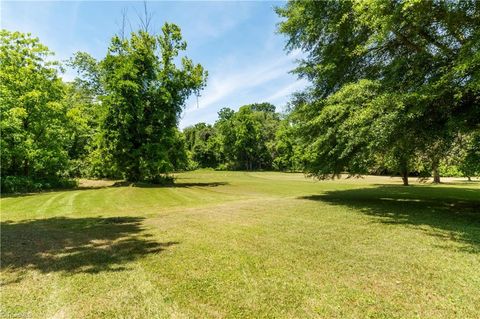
183,103,302,172
1,0,479,192
1,25,206,192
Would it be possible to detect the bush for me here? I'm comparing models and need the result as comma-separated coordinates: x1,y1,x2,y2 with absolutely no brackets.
439,163,463,177
1,176,78,194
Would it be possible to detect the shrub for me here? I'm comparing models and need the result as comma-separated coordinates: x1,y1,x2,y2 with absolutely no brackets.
1,176,78,194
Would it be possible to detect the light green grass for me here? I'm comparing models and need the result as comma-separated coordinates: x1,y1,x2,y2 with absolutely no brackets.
1,171,479,318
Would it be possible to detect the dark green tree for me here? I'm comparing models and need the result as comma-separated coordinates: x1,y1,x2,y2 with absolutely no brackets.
277,0,480,185
214,107,236,168
183,123,219,168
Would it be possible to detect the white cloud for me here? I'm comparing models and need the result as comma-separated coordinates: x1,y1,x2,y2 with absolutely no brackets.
264,78,308,104
187,49,302,112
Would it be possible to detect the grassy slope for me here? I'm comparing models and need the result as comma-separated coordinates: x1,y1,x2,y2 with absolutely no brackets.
1,171,479,318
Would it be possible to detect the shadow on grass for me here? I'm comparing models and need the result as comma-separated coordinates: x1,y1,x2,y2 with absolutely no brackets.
1,217,177,280
2,181,229,198
300,186,480,253
131,181,229,188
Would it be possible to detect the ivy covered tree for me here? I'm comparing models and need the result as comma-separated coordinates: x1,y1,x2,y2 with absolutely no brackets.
72,24,207,182
183,123,220,168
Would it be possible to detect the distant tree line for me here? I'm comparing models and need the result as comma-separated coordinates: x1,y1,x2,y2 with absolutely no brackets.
183,103,302,172
1,0,479,192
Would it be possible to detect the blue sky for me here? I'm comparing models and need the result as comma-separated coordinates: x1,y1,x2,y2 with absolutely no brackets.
1,1,307,128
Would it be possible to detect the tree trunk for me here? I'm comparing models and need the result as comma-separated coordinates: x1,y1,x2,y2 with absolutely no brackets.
399,157,409,186
432,161,441,183
401,171,409,186
468,176,472,181
432,168,441,183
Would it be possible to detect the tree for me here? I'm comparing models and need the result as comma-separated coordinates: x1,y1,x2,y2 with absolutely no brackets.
459,133,480,180
272,117,302,171
213,104,280,170
277,0,480,185
215,107,237,167
232,106,262,170
292,80,419,184
183,123,219,168
249,102,276,114
168,129,190,171
0,30,69,181
62,81,102,177
72,24,207,182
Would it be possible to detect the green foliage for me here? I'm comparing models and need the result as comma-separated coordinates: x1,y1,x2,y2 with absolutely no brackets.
0,30,71,182
459,132,480,179
213,103,280,170
73,24,206,182
292,80,418,179
1,176,77,193
183,123,220,168
62,82,102,177
3,2,478,191
168,129,190,172
183,103,292,171
272,118,303,171
184,103,305,172
277,0,480,184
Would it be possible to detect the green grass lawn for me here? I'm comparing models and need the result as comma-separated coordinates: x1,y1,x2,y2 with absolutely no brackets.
1,171,479,318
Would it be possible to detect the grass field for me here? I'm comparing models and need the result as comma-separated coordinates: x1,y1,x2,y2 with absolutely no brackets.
1,170,480,318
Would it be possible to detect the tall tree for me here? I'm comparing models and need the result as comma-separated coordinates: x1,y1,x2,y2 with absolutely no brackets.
72,24,207,182
215,107,237,167
277,0,480,185
0,30,69,180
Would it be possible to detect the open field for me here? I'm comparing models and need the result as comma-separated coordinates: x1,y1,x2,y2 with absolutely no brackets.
1,170,480,318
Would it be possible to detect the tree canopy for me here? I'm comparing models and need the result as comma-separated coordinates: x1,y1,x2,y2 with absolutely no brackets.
72,24,207,182
276,0,480,185
0,30,69,181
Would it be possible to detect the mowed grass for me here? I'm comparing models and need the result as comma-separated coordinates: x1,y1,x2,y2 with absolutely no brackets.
1,171,480,318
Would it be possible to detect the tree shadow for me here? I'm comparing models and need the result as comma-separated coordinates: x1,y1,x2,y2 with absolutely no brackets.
132,181,229,188
299,186,480,253
1,216,177,281
1,181,229,198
